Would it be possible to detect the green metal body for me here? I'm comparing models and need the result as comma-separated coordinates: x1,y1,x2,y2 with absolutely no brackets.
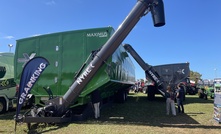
206,87,214,99
14,27,135,107
197,79,215,99
0,53,17,113
0,53,16,98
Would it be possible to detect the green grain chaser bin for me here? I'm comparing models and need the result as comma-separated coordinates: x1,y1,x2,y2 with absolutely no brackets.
14,27,135,109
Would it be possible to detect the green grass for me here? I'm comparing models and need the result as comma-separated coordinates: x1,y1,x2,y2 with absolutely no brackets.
0,93,220,134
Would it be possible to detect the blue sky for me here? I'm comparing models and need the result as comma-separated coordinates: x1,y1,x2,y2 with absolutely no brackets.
0,0,220,80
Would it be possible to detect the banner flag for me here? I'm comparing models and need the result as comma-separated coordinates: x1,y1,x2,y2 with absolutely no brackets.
213,79,221,123
15,57,49,120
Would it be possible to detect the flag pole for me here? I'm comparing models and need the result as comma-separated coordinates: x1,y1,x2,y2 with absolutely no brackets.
14,120,17,133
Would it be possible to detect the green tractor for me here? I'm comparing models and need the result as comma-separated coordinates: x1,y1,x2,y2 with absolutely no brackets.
197,79,214,99
207,87,215,99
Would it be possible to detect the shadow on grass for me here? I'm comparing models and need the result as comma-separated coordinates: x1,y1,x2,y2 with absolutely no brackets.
0,109,16,120
183,95,214,104
25,123,69,134
83,93,220,130
0,93,219,133
0,108,29,121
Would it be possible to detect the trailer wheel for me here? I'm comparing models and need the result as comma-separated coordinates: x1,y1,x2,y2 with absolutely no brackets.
115,90,126,103
0,98,6,114
147,85,155,101
198,89,204,98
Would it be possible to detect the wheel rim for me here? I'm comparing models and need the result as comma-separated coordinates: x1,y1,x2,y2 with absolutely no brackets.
123,93,126,101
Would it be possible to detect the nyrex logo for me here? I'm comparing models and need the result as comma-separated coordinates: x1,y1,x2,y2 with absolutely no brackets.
17,53,36,67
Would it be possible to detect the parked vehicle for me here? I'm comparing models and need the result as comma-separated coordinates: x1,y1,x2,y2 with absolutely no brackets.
214,78,221,91
213,78,221,96
0,53,17,114
133,80,145,93
123,44,190,100
152,63,190,94
185,79,198,95
14,0,165,129
14,27,136,119
198,79,214,99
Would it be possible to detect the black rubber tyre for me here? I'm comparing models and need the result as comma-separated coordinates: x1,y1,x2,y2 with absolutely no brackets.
0,98,6,114
115,90,126,103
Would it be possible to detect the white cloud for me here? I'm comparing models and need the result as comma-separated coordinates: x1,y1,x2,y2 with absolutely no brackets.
4,36,14,39
31,32,52,37
31,34,41,37
45,0,56,6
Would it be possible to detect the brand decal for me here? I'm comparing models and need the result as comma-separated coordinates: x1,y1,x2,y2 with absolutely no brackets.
18,53,36,67
76,63,95,84
87,32,108,37
148,70,160,84
177,69,185,74
0,79,9,87
19,62,47,104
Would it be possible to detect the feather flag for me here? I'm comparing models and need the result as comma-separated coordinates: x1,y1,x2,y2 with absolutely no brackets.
14,57,49,132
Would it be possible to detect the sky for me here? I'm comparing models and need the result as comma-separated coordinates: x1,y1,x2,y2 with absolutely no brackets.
0,0,220,80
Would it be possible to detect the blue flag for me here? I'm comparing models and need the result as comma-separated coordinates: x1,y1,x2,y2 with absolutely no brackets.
15,57,49,120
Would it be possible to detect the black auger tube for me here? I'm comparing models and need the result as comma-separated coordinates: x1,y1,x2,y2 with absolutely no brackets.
123,44,163,89
46,0,165,116
123,44,151,71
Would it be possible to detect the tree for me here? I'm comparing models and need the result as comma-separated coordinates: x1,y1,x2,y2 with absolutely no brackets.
190,70,202,83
